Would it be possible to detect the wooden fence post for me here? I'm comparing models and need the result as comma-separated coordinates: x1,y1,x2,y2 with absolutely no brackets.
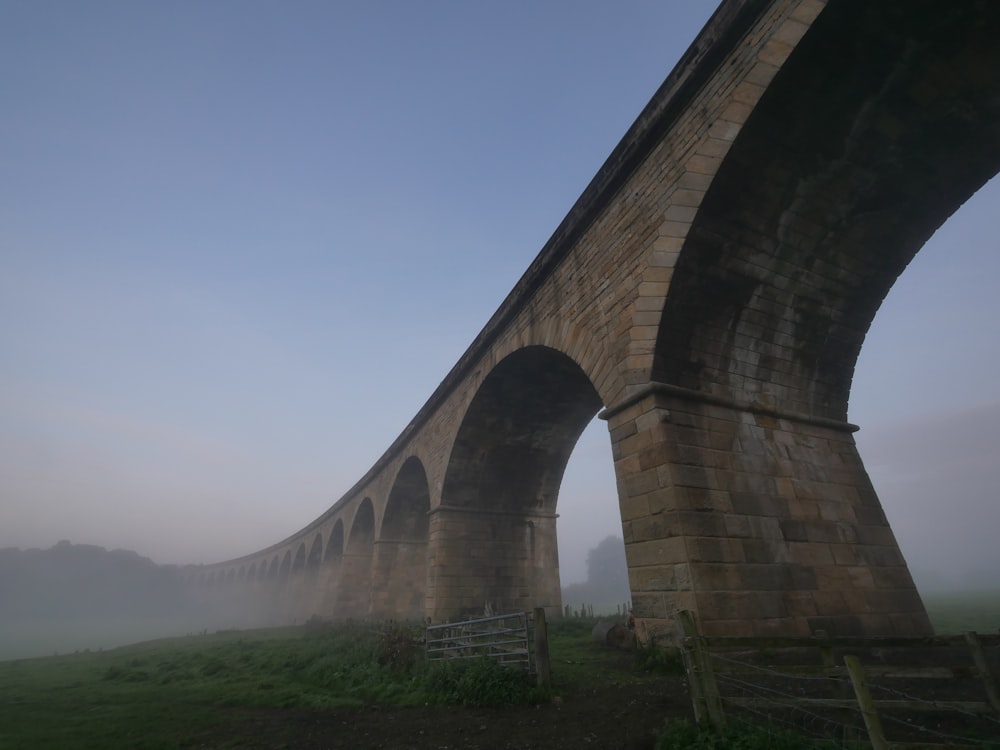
533,607,551,688
964,630,1000,715
676,610,726,731
844,655,889,750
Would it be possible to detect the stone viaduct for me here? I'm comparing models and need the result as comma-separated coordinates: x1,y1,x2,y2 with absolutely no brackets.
188,0,1000,640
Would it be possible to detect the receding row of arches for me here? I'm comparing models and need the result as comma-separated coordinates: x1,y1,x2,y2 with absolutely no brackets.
183,345,608,625
187,454,433,623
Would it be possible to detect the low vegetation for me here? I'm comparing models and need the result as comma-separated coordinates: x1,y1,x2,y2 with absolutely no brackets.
2,591,997,749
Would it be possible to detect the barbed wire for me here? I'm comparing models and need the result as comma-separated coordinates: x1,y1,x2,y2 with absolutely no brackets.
707,650,847,683
878,709,995,745
691,643,1000,747
869,678,1000,727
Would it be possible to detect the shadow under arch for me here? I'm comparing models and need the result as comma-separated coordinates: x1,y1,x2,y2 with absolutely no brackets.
654,0,1000,415
372,456,430,620
435,344,603,619
312,520,345,619
337,498,375,618
636,0,1000,638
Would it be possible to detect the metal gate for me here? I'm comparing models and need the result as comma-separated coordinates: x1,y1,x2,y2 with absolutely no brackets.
425,612,532,672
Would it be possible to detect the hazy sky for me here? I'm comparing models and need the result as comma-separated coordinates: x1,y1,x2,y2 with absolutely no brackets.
2,2,997,590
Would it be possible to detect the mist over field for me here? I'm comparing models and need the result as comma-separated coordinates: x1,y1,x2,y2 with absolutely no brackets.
0,542,211,660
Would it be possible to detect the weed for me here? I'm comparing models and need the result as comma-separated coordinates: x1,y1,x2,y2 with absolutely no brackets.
635,638,684,676
424,657,545,706
655,719,840,749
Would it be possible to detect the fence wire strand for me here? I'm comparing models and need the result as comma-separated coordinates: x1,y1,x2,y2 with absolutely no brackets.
691,641,1000,747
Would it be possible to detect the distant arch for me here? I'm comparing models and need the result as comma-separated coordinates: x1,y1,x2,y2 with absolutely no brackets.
292,542,307,572
278,550,292,582
373,456,431,618
325,520,344,563
438,345,603,615
442,345,602,514
307,532,323,569
337,498,376,617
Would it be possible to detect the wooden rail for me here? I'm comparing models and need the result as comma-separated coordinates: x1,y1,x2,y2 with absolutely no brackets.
675,611,1000,749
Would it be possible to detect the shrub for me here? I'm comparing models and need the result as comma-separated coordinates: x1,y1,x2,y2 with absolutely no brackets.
424,657,544,707
635,638,684,675
655,719,839,750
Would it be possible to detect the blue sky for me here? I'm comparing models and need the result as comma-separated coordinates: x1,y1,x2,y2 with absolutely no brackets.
2,1,997,589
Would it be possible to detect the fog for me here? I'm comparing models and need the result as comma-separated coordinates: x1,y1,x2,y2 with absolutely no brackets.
2,1,998,656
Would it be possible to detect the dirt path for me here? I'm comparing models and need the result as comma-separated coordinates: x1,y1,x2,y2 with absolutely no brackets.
194,661,693,749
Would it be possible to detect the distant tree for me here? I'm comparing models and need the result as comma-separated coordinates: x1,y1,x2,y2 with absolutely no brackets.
585,535,629,597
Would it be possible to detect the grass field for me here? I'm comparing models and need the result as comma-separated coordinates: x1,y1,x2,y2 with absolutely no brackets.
0,618,632,749
2,591,997,749
923,588,1000,634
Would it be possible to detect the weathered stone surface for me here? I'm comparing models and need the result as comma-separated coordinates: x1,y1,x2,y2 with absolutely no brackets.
186,0,1000,639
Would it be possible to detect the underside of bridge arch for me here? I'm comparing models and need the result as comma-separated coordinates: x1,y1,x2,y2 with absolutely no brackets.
372,456,430,619
337,500,375,617
314,521,345,618
307,533,322,569
611,0,1000,639
431,345,603,619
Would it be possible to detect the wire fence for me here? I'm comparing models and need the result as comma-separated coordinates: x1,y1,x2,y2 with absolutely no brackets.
675,611,1000,749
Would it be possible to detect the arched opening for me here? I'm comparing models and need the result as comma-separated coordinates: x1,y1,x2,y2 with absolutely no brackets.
278,550,292,584
436,345,602,618
372,456,431,619
292,543,306,572
850,176,1000,599
630,0,1000,638
314,520,345,619
557,420,630,616
325,521,344,563
337,499,375,617
307,533,323,570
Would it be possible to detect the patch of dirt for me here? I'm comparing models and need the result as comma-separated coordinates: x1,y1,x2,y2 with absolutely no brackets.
193,659,693,749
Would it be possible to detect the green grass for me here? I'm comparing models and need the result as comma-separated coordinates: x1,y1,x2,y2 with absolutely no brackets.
3,618,633,748
0,622,432,749
922,589,1000,634
655,719,856,750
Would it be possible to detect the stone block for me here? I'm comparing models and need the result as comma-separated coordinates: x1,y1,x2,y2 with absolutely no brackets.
676,509,729,537
870,566,917,590
625,536,687,566
686,536,745,563
732,492,789,518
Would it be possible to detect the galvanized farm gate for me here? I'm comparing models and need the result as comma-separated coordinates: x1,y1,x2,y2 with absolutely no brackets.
425,611,533,672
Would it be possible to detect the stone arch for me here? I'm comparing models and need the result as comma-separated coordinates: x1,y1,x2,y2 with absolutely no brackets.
307,532,323,570
278,550,292,583
653,0,1000,419
442,345,602,513
372,456,431,618
313,520,346,618
337,498,375,617
619,0,1000,638
237,565,246,582
435,345,603,618
247,562,257,582
292,542,307,573
267,555,280,579
325,521,344,563
225,569,235,585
